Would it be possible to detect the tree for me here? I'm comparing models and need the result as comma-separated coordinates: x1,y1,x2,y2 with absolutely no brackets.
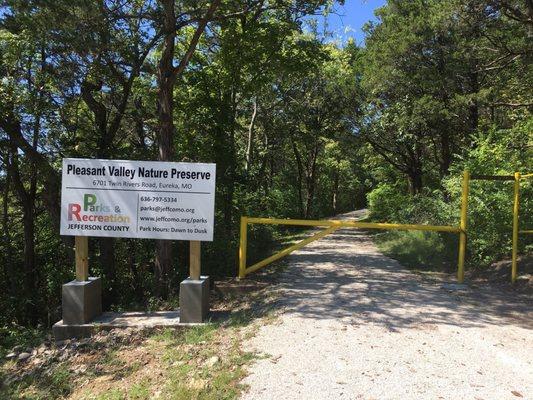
360,0,516,192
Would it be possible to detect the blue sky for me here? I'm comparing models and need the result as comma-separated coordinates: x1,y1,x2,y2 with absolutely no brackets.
312,0,387,45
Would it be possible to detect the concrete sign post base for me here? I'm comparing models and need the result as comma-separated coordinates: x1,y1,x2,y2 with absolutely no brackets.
179,276,210,323
61,277,102,325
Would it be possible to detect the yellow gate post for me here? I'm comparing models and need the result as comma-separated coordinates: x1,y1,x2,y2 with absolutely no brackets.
511,172,521,283
238,217,248,279
457,170,470,283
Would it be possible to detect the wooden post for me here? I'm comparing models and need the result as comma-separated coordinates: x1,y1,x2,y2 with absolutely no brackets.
457,170,470,283
75,236,89,281
190,240,201,280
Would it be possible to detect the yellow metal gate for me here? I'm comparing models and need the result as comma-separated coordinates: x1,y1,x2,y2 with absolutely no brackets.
238,171,532,284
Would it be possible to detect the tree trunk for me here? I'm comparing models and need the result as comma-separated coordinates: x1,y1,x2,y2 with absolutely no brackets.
225,88,238,239
22,203,38,323
290,137,305,217
2,113,62,235
332,170,339,215
407,170,423,195
439,130,452,177
526,0,533,39
468,70,479,134
127,240,144,299
155,0,177,299
304,183,315,218
7,106,42,324
213,99,236,242
8,146,39,324
1,159,16,296
134,97,147,151
304,141,320,219
154,0,222,296
245,98,258,172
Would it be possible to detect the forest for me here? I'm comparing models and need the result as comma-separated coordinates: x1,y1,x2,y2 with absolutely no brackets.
0,0,531,330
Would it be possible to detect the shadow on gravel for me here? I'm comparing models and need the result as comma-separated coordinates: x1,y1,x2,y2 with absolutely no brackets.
271,228,533,332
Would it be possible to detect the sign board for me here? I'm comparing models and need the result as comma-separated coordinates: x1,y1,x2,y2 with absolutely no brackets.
60,158,216,241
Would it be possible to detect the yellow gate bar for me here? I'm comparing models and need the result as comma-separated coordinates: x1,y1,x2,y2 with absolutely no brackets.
242,226,339,278
519,230,533,234
247,217,461,233
470,174,514,181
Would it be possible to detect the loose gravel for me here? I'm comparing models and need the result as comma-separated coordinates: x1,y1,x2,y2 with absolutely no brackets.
242,212,533,400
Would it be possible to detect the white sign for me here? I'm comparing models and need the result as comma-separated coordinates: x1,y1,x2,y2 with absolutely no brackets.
60,158,216,241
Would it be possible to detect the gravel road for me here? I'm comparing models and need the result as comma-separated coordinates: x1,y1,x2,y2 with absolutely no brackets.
242,211,533,400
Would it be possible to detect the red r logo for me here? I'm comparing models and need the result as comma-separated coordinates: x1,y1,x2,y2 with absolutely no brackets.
68,203,81,221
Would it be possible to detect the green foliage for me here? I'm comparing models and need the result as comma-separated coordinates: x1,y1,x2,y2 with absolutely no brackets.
0,325,45,358
129,380,152,400
0,0,530,329
369,123,532,270
368,185,456,226
367,185,410,222
448,124,533,267
95,389,125,400
375,230,453,273
362,0,531,272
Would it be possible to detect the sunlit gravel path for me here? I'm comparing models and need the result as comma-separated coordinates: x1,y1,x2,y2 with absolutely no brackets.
241,211,533,400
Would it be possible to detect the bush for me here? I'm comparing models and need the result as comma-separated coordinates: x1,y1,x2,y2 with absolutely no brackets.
368,124,532,270
367,184,455,226
367,184,411,222
375,230,456,273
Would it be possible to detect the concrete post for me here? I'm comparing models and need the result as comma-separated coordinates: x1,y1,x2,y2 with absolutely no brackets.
179,276,210,323
61,277,102,325
180,242,209,323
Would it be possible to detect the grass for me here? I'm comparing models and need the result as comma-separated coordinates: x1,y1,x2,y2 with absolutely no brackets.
274,227,312,246
129,379,152,400
0,363,73,400
1,322,248,399
1,319,259,400
91,380,151,400
150,324,219,346
374,230,456,275
149,324,256,400
94,389,124,400
183,325,218,344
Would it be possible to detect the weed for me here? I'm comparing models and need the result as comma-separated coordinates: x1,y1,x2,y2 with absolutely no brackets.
129,378,151,399
183,325,218,345
95,388,124,400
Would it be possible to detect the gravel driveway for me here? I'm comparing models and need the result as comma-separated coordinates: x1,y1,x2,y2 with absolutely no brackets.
242,211,533,400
